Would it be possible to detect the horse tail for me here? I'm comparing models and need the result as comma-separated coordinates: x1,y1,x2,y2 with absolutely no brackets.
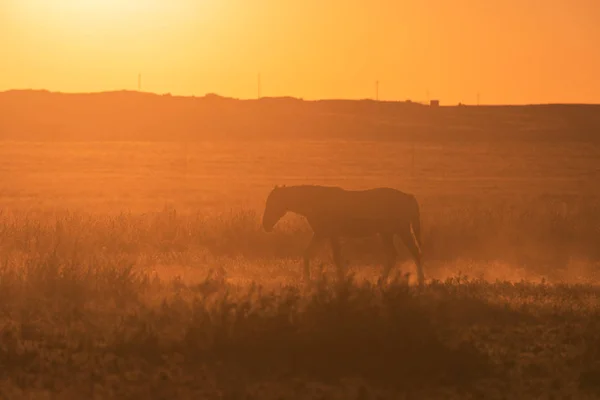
409,195,422,252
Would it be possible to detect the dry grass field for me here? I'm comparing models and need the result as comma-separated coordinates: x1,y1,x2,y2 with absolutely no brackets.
1,133,600,399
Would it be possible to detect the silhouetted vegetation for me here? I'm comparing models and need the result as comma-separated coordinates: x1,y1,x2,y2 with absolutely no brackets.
0,208,600,398
1,198,598,275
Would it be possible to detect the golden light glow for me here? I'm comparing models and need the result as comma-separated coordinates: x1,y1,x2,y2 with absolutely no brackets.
8,0,216,37
27,0,157,17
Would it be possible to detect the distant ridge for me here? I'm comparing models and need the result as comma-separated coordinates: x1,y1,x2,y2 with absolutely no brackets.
2,88,599,107
0,89,599,142
0,89,428,106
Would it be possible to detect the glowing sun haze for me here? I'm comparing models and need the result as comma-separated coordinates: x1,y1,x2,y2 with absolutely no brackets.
1,0,599,104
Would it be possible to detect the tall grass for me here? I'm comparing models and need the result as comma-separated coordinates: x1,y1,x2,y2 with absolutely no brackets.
0,250,492,397
1,196,598,272
1,199,600,398
1,250,599,398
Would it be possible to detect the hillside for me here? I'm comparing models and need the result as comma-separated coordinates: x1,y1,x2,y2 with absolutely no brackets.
1,90,600,142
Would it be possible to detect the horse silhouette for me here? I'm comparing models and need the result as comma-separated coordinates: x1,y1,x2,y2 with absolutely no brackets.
262,185,424,286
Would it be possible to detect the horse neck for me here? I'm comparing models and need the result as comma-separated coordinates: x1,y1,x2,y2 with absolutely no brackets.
281,188,314,217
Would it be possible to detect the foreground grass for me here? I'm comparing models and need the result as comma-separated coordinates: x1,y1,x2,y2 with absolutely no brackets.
1,254,600,399
0,206,600,398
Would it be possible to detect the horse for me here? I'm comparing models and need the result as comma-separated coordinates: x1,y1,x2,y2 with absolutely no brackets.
261,185,424,286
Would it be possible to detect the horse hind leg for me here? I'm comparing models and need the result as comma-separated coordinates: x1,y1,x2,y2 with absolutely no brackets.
399,228,424,287
379,233,397,286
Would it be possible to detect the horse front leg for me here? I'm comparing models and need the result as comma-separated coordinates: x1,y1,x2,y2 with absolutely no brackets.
303,234,321,282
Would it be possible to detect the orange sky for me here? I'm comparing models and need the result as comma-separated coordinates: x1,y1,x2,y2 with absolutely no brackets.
1,0,599,105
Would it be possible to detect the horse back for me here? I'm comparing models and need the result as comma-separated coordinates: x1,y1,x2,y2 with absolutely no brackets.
307,187,415,222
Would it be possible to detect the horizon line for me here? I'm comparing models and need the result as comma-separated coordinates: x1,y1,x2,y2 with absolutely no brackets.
1,88,599,107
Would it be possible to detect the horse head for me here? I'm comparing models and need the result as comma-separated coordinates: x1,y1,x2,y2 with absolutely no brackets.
262,185,287,232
